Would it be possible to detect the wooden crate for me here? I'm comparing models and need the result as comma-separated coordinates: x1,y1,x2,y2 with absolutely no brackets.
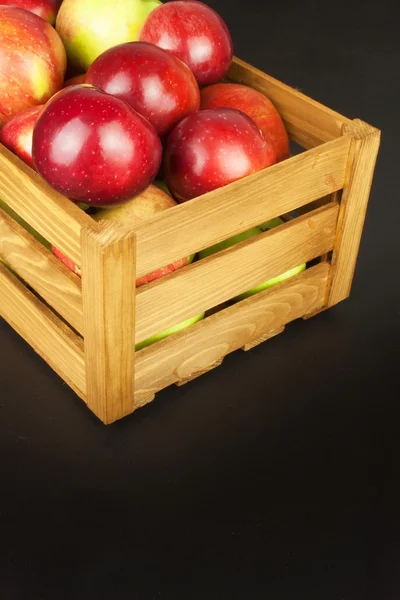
0,57,381,424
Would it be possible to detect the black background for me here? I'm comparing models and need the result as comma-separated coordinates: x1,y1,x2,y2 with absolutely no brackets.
1,0,399,598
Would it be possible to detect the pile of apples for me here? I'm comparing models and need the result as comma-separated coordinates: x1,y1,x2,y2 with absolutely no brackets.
0,0,305,349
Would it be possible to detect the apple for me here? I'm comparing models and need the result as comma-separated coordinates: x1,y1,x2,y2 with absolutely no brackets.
55,0,162,72
32,84,162,206
198,225,306,301
164,108,276,202
0,0,62,24
259,216,285,231
0,6,66,126
135,312,205,351
0,105,44,169
62,74,86,88
139,0,233,86
52,184,195,283
200,83,290,163
85,42,200,137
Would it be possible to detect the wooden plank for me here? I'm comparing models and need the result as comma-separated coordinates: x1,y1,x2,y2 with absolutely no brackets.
0,144,95,268
0,208,83,334
81,222,137,424
134,135,350,278
135,203,339,343
134,262,330,404
227,56,353,149
0,262,86,400
242,325,286,351
328,119,381,306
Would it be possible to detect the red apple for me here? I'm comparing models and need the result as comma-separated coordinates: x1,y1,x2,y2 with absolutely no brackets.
0,0,62,24
200,83,290,163
32,84,162,206
85,42,200,137
0,6,66,126
63,74,86,88
0,104,44,168
139,1,233,86
164,108,276,202
52,184,194,283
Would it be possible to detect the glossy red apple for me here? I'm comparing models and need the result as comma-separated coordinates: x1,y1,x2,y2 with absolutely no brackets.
164,108,276,202
0,6,66,126
52,183,194,283
0,0,63,24
85,42,200,137
32,85,162,206
200,83,290,163
0,105,44,168
139,1,233,86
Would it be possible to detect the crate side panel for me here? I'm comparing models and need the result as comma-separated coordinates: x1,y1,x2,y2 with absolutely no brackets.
0,144,95,268
134,262,329,404
0,262,86,400
0,208,83,334
134,136,350,278
135,203,338,343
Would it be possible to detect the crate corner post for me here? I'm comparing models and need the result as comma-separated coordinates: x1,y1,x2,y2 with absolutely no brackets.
327,118,381,307
81,220,137,425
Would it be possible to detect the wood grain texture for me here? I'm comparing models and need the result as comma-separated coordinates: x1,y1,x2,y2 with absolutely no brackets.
135,203,339,343
81,222,136,424
0,144,95,268
328,119,381,306
242,325,286,351
134,262,330,403
133,135,350,279
175,358,224,387
0,208,83,334
0,262,86,400
228,57,353,149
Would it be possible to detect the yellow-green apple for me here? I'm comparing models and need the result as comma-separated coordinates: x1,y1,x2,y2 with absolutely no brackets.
85,42,200,137
136,312,205,351
52,184,194,284
0,0,63,24
198,226,306,301
32,84,162,206
139,0,233,86
55,0,162,72
0,104,44,169
0,6,66,126
200,83,290,162
164,108,276,202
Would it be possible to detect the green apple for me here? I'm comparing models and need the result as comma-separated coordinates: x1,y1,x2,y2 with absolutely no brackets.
135,312,205,351
56,0,162,71
0,198,51,249
258,216,284,231
198,225,306,301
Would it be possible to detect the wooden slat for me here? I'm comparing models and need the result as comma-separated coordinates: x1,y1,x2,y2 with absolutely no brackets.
135,203,339,343
328,120,381,306
134,262,329,404
227,57,353,149
134,135,350,278
0,208,83,334
0,144,95,268
0,262,86,400
81,222,137,424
